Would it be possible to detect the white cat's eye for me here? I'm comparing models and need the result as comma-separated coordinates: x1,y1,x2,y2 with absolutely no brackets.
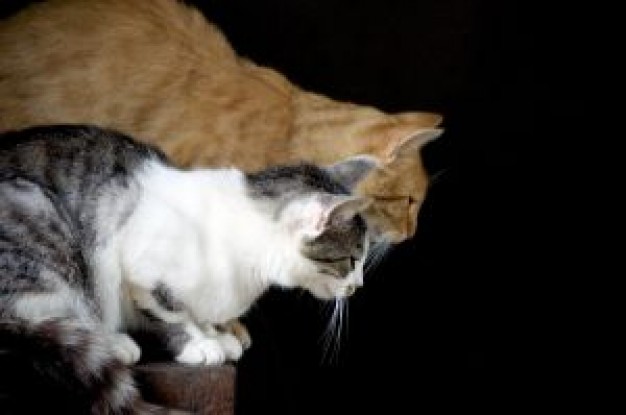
319,268,339,277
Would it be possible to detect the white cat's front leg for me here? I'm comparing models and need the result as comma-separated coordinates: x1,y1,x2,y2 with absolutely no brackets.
175,323,226,366
202,322,244,361
129,283,226,366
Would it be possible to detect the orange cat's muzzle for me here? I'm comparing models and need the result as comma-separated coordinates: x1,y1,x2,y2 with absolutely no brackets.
362,195,418,243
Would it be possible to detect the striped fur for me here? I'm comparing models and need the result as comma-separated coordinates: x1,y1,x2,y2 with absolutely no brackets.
0,124,375,410
0,320,146,414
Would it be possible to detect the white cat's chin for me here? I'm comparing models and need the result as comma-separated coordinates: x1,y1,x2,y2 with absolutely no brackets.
307,284,357,301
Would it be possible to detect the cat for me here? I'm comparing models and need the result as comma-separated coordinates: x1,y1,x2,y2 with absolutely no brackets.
0,124,375,414
0,0,443,243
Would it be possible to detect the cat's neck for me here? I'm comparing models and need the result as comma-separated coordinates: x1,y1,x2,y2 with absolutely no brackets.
287,91,401,165
134,162,294,293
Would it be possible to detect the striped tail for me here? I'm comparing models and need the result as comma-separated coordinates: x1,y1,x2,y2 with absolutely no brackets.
0,319,165,414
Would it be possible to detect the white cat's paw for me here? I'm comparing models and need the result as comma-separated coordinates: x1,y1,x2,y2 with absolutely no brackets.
217,332,243,361
176,338,225,366
110,333,141,365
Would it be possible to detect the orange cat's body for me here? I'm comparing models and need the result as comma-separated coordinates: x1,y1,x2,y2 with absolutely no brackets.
0,0,442,242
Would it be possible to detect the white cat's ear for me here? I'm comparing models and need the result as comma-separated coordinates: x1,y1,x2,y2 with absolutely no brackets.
388,128,443,160
300,195,371,239
325,155,379,191
324,195,372,226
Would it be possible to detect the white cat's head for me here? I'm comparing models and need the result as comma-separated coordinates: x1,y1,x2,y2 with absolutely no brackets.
247,156,378,300
284,193,371,299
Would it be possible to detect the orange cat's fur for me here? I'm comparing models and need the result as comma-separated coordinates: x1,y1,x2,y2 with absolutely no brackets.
0,0,442,242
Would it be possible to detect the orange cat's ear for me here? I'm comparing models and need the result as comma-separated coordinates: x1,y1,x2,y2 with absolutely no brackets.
387,128,443,161
326,155,379,191
395,112,444,128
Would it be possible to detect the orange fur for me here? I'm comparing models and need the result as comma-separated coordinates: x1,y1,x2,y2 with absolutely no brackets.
0,0,442,242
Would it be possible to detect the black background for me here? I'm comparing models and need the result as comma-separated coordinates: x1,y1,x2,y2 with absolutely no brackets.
1,0,589,413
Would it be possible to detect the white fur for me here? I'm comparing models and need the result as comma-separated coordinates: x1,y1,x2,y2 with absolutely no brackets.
176,336,225,365
108,332,141,365
90,161,366,364
120,162,293,324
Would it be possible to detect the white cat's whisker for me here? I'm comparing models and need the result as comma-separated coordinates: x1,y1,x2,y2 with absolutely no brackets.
344,299,350,340
332,299,344,364
365,241,392,276
337,299,345,360
320,299,342,364
429,167,450,187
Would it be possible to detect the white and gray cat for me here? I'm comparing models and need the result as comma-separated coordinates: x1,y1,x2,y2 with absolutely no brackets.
0,125,376,414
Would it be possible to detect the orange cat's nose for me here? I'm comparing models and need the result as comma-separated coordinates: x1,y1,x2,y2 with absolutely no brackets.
406,197,421,240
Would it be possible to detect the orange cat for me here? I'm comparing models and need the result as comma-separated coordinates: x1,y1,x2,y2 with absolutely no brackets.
0,0,442,242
